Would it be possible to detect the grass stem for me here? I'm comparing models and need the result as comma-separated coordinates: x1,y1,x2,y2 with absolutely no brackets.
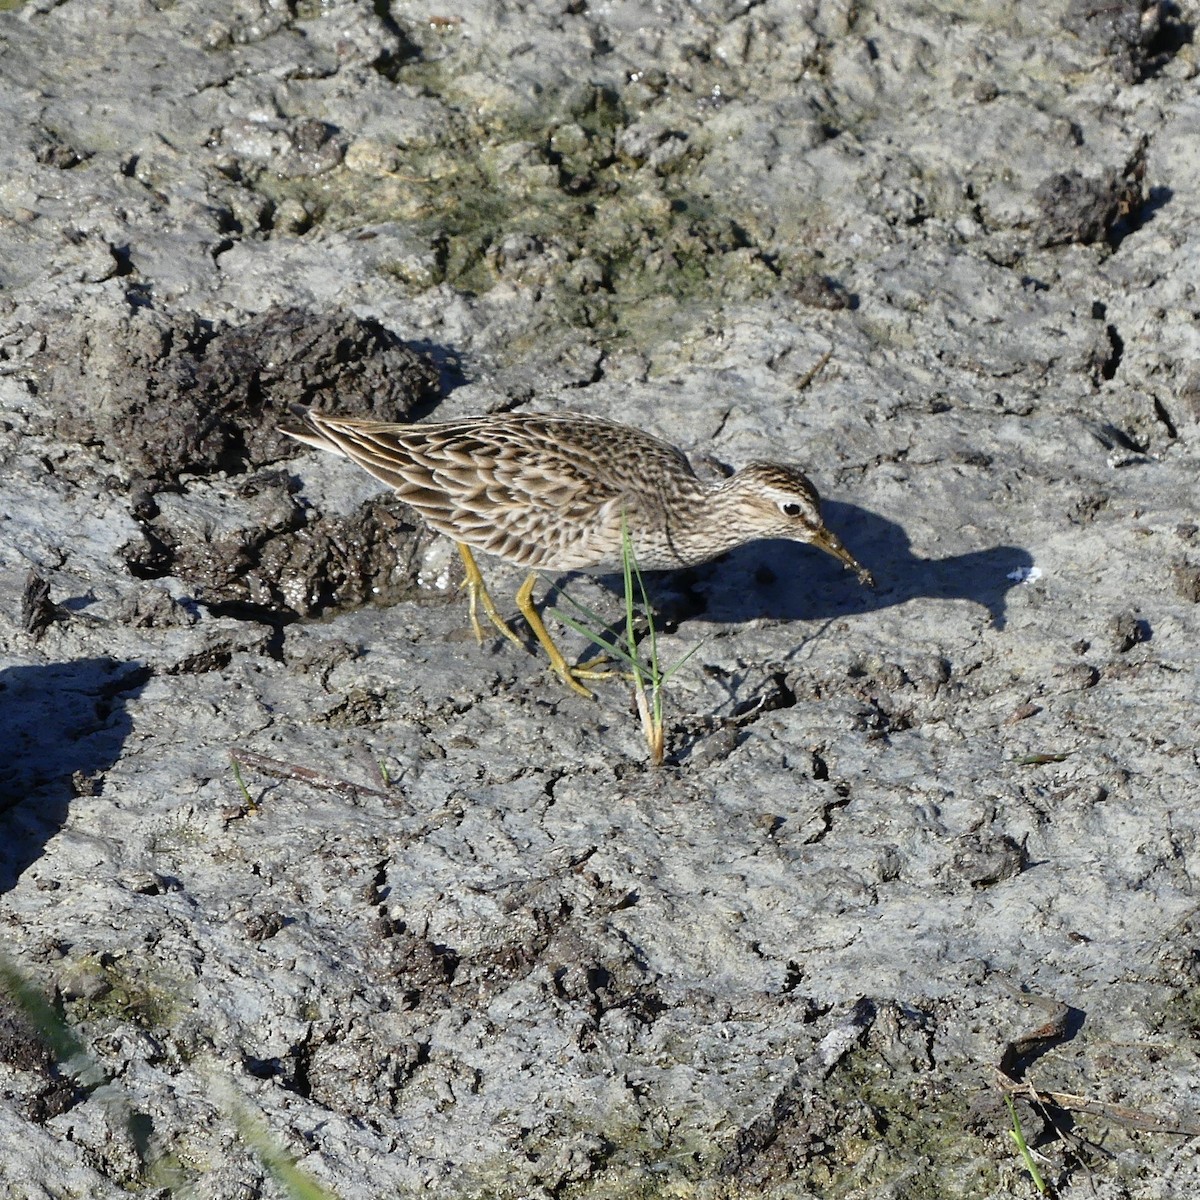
548,513,702,766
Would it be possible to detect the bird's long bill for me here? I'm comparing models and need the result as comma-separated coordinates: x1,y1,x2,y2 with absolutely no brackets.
811,526,875,588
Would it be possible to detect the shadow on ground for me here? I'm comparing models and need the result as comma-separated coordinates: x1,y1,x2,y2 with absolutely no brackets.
567,502,1032,632
0,658,148,892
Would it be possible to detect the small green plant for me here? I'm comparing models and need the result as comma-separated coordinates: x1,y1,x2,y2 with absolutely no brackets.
0,952,88,1069
1005,1094,1049,1194
1013,751,1071,766
230,753,255,808
0,953,337,1200
549,515,702,766
229,1101,341,1200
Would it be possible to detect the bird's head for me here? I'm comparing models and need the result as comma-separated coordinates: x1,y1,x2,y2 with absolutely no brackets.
720,462,874,586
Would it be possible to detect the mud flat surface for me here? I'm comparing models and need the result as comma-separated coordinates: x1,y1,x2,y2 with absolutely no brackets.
1,1,1199,1197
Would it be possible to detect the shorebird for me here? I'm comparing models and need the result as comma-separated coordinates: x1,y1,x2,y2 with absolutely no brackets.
284,409,872,696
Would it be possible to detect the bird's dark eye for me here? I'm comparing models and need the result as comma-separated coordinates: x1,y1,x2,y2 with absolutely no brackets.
782,502,803,517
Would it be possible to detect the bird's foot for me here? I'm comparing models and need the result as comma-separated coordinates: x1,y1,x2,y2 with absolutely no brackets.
462,577,523,648
457,543,523,648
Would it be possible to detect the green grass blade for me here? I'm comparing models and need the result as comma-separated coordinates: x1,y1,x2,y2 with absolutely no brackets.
620,515,646,690
230,755,253,805
541,567,649,672
628,535,659,685
547,609,641,672
539,574,615,633
1005,1095,1048,1194
231,1103,342,1200
661,637,709,685
0,953,88,1067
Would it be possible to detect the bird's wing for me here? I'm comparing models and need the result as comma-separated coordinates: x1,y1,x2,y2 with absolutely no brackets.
286,411,696,569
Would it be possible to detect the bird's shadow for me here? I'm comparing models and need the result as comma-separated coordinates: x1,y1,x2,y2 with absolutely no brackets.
560,502,1031,635
396,379,1028,629
0,657,149,893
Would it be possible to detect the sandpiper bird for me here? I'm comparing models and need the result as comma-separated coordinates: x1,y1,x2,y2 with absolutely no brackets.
284,409,872,697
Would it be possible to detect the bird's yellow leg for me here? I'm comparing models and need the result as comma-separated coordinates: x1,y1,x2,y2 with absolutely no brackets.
456,544,522,648
515,572,613,699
